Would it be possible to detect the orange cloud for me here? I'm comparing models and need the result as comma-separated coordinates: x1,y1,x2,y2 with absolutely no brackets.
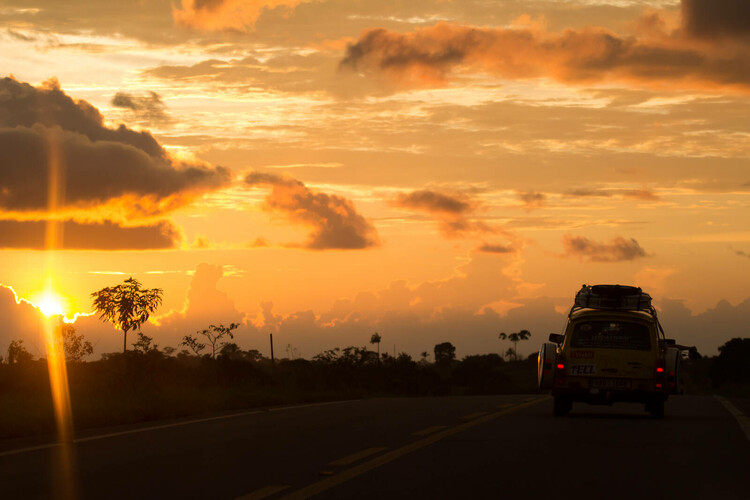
173,0,307,31
562,235,648,262
245,172,379,250
392,189,493,238
340,2,750,93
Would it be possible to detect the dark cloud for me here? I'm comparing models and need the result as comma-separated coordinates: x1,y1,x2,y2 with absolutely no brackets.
111,91,171,124
0,77,231,218
244,172,379,250
562,234,648,262
683,0,750,40
392,189,496,239
395,189,472,214
0,285,47,358
1,77,163,157
737,250,750,258
477,243,513,254
0,219,182,250
565,188,613,198
517,191,545,211
339,19,750,93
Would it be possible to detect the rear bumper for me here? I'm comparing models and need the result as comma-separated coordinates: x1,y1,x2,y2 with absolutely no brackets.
552,386,668,404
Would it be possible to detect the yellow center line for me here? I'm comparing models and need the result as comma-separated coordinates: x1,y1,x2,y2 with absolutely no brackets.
715,396,750,443
278,397,549,500
328,447,387,466
411,425,448,437
235,485,289,500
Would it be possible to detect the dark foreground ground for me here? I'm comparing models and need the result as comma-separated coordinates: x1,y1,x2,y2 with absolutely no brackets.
2,394,749,500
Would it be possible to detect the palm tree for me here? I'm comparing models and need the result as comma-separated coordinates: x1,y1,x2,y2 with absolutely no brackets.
498,329,531,361
370,332,382,358
91,277,163,353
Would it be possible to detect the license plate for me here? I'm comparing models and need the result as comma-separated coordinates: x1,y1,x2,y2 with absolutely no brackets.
590,378,632,389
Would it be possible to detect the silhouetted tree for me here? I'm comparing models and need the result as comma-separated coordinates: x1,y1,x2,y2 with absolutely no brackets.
58,323,93,362
7,340,34,364
434,342,456,366
710,337,750,387
91,277,163,353
218,343,264,362
370,332,382,358
182,323,239,359
499,329,531,361
132,332,158,354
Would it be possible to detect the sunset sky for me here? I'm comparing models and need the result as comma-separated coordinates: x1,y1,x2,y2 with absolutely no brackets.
1,0,749,360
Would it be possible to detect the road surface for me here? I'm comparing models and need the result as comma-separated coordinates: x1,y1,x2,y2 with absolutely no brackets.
1,394,748,499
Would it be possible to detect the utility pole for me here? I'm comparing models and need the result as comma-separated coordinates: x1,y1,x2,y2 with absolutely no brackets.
269,333,275,364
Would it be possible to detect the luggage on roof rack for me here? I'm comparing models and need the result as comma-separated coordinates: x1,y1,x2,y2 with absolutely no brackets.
574,284,652,311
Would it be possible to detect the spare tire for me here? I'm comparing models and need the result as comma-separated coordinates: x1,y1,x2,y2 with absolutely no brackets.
538,343,557,389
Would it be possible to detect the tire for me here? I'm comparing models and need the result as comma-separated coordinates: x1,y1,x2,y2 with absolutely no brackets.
553,396,572,417
646,401,664,419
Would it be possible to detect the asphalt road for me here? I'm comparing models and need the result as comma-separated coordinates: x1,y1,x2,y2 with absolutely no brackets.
1,394,748,499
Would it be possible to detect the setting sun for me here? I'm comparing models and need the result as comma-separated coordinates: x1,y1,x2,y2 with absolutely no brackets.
31,289,67,318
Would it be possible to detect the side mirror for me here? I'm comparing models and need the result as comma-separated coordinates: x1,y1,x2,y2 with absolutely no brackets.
663,339,676,345
549,333,564,344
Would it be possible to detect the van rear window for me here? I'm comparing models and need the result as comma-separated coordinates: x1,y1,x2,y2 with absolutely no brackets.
570,321,652,351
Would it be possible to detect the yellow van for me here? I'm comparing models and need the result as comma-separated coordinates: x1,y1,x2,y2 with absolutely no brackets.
538,285,695,418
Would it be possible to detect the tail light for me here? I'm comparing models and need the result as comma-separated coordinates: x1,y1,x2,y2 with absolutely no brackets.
655,359,666,390
554,354,567,387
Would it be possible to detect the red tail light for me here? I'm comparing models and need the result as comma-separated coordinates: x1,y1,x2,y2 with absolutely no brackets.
655,383,663,389
656,367,664,373
554,355,566,387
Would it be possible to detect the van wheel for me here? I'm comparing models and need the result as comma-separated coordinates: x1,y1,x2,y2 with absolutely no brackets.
646,401,664,419
553,397,572,417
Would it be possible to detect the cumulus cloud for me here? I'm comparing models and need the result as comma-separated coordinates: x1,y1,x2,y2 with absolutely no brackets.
0,77,231,221
339,2,750,93
173,0,308,31
0,219,182,250
111,91,172,125
392,189,493,238
0,285,47,358
244,172,379,250
562,234,648,262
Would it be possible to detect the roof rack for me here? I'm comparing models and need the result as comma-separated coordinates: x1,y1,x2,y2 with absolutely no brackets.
568,284,665,338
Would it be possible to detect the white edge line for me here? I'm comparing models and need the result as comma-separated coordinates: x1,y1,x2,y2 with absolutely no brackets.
715,395,750,443
0,399,360,458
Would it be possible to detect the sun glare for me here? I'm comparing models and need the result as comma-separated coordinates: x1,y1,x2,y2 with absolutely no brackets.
31,289,67,318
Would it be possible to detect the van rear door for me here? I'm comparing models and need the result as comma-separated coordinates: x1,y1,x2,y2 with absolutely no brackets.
568,320,656,381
